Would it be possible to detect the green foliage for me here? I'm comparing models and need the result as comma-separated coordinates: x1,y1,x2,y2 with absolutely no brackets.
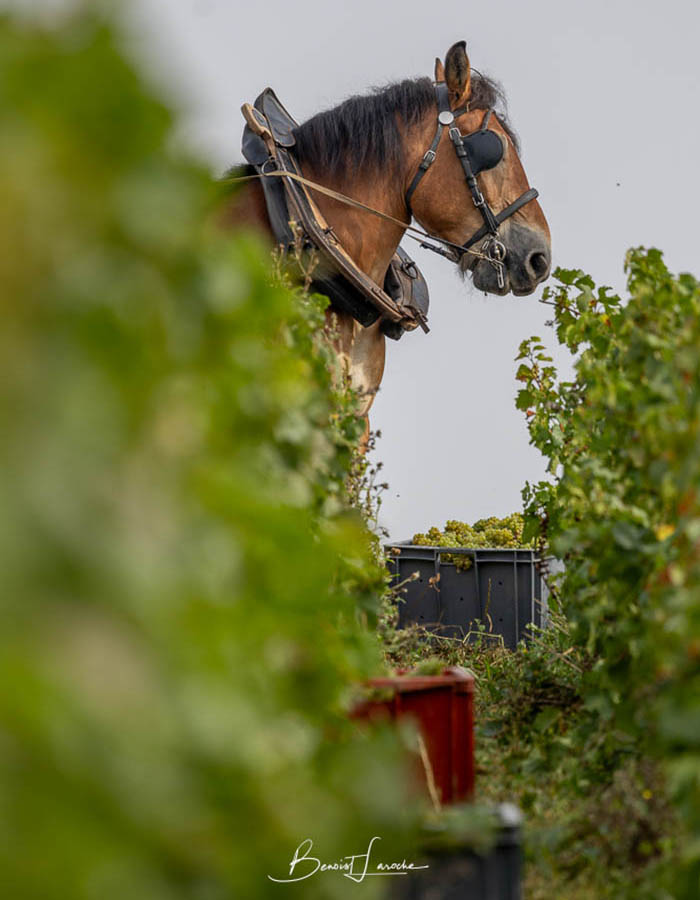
379,605,678,899
517,250,700,897
0,8,422,899
411,513,533,570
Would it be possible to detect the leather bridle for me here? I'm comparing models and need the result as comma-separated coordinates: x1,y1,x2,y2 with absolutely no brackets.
405,82,539,289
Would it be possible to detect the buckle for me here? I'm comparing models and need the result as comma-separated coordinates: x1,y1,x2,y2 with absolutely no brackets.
400,258,418,278
421,149,437,168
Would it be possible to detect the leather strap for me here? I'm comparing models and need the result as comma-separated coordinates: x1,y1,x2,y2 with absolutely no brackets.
231,168,414,228
404,83,468,219
461,188,539,249
271,148,410,323
404,121,442,216
229,168,489,258
435,81,452,116
228,168,536,263
447,116,500,235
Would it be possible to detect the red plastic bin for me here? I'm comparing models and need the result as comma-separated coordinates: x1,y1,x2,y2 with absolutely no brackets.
351,666,474,804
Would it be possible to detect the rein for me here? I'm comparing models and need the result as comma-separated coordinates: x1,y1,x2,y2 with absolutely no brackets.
225,167,503,269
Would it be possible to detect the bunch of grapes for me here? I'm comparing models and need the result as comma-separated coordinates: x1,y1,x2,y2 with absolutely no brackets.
412,513,533,569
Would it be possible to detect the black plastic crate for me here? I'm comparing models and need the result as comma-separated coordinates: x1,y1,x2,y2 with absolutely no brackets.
388,804,523,900
387,544,553,650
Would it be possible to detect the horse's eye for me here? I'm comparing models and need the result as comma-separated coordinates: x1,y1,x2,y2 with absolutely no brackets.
464,130,504,175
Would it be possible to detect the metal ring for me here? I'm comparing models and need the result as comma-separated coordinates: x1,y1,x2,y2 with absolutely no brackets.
483,237,506,262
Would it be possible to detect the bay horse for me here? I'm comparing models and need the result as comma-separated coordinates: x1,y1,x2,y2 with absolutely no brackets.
227,41,551,427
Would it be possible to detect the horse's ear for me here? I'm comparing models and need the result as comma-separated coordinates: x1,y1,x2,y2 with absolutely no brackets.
444,41,471,106
434,57,445,83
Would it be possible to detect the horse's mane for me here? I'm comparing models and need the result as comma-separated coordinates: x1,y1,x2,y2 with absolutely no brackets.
292,73,519,181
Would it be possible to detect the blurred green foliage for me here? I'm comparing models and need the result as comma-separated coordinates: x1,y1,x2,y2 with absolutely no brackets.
518,250,700,897
0,8,421,899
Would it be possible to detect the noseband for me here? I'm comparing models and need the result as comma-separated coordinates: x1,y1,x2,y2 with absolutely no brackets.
405,82,539,289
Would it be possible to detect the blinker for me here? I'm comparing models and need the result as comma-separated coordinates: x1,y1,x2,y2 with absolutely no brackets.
463,129,503,176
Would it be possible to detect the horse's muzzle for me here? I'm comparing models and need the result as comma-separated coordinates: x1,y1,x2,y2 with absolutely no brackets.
471,222,551,296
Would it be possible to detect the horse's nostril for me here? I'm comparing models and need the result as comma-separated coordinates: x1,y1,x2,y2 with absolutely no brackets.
528,251,550,280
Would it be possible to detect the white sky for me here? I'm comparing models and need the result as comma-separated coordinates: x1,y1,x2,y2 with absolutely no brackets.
27,0,700,538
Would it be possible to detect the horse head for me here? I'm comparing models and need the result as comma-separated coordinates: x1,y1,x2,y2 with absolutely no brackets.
408,42,551,296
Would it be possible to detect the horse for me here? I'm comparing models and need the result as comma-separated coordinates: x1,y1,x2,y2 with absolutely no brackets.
226,41,551,428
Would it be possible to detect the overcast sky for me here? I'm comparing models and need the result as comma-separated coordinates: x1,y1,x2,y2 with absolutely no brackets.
28,0,700,538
